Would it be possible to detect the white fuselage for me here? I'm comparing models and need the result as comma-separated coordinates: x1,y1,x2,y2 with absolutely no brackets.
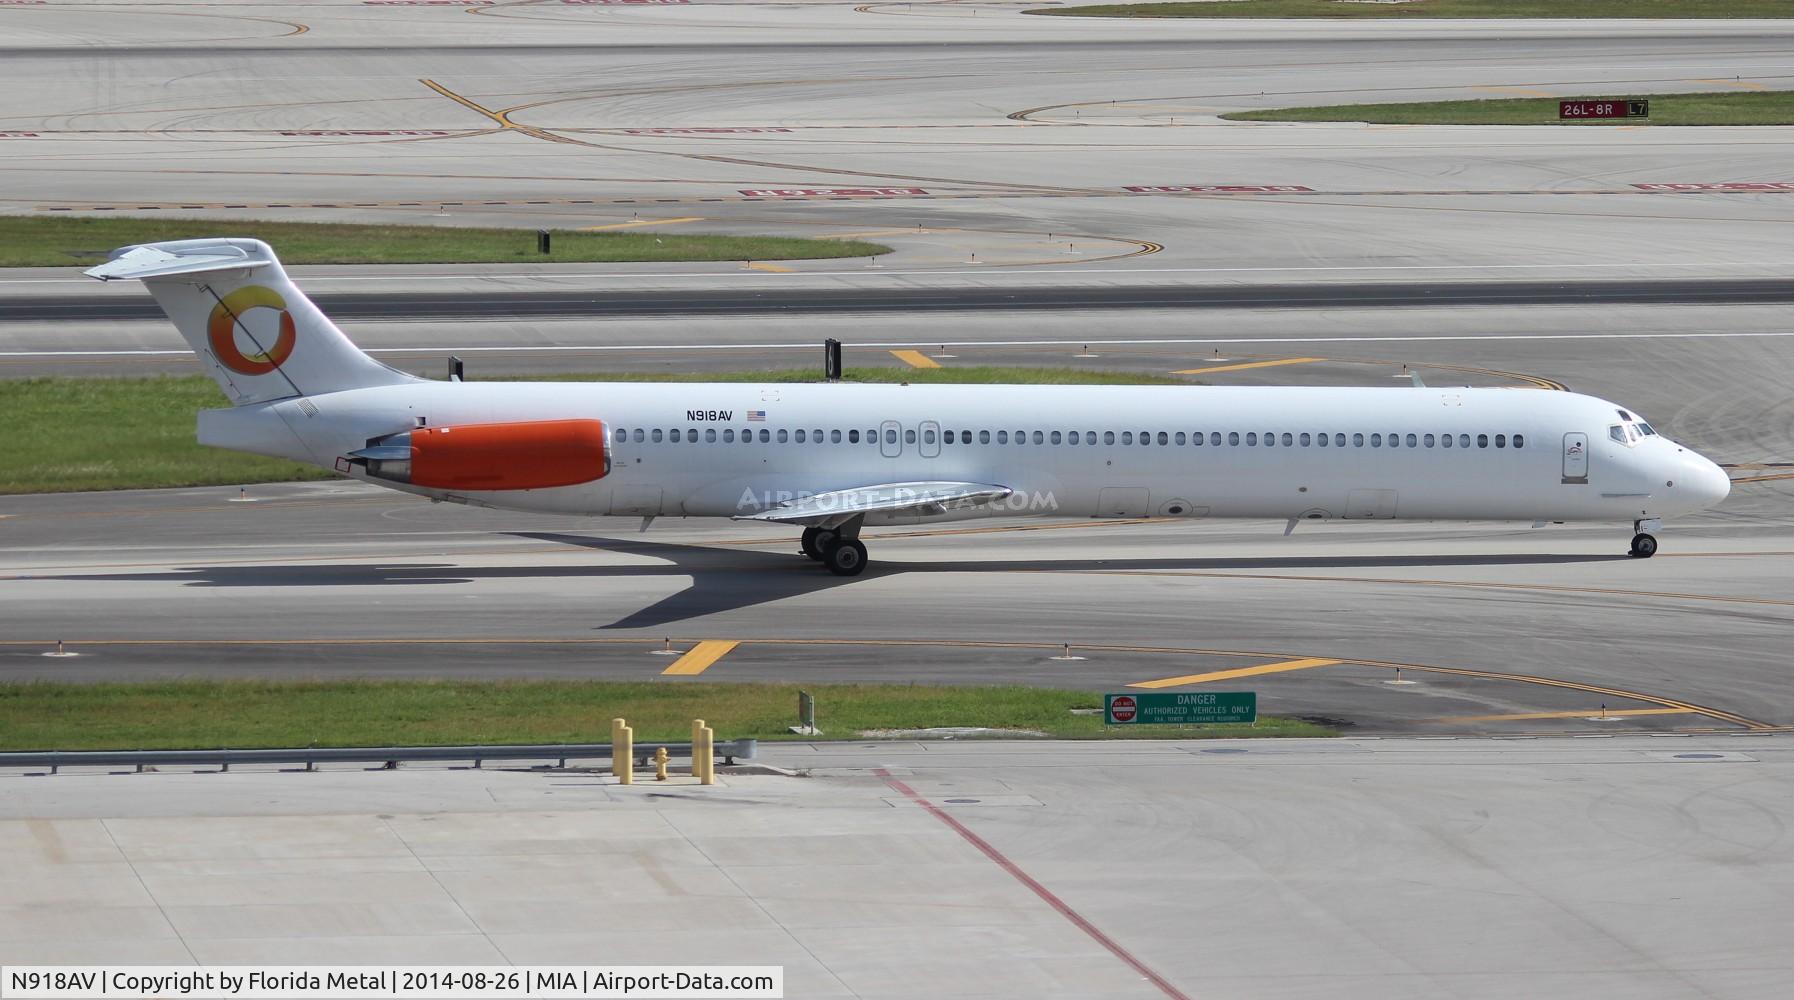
202,380,1732,527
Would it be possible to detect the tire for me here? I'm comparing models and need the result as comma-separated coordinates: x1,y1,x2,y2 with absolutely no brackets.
800,528,836,562
1629,533,1658,558
822,538,868,577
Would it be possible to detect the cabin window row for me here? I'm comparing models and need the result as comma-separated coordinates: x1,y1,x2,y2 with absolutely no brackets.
612,427,1526,450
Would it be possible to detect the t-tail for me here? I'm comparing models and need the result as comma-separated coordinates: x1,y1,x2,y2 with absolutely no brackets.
84,238,415,404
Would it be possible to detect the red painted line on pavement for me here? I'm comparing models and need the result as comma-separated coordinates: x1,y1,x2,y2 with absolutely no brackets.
875,767,1192,1000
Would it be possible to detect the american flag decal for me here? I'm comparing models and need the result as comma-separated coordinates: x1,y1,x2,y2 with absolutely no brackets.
747,410,767,421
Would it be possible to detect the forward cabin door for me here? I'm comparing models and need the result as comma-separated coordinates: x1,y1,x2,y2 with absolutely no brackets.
1562,432,1589,484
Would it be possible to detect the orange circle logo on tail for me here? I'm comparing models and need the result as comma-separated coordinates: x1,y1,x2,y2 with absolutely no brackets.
207,286,296,375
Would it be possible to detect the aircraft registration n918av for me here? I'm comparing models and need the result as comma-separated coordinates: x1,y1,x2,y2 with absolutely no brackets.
88,238,1731,576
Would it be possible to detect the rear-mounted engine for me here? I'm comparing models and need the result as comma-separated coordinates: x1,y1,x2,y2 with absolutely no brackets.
344,419,609,491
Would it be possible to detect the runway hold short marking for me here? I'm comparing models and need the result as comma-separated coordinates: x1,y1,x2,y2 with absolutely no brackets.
739,187,928,198
1124,185,1314,194
278,130,462,137
1634,182,1794,192
0,132,40,138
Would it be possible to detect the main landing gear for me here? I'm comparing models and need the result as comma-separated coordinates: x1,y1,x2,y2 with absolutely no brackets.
1628,517,1661,559
800,524,868,577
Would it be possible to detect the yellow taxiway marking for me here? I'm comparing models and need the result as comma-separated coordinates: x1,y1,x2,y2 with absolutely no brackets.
662,640,740,676
1692,78,1767,90
579,216,703,232
1471,85,1554,98
890,349,943,369
744,261,794,273
418,79,571,145
1172,357,1325,376
1439,707,1696,723
821,228,944,240
1129,657,1340,689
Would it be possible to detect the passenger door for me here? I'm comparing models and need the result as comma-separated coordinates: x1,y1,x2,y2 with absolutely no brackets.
1562,432,1589,484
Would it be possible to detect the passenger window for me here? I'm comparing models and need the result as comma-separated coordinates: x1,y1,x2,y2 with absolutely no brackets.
998,431,1009,444
1424,434,1435,447
1122,432,1133,445
903,429,916,445
886,429,898,445
1317,432,1328,448
1333,433,1345,447
1192,432,1203,446
830,429,842,443
1033,431,1045,445
1281,432,1293,446
1228,432,1240,446
793,429,805,443
651,429,664,443
1477,434,1489,448
1442,433,1453,449
1514,434,1525,448
1209,432,1221,446
614,427,628,443
848,429,859,444
1246,432,1257,446
1173,432,1185,445
944,430,955,444
980,430,991,444
1067,432,1078,446
1353,433,1364,447
1370,434,1380,448
1261,431,1272,446
723,429,735,443
1459,434,1471,448
633,429,645,443
1104,431,1116,445
772,429,784,443
813,428,823,442
1299,433,1310,446
1050,431,1062,445
1156,432,1168,445
925,429,937,444
1406,433,1417,448
705,429,717,443
1495,434,1506,448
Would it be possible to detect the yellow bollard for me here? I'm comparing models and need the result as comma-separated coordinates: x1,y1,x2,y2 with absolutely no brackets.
691,719,706,778
612,718,633,786
699,725,716,786
654,746,669,781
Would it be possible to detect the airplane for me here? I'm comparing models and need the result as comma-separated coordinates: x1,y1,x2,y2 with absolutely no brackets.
85,237,1731,576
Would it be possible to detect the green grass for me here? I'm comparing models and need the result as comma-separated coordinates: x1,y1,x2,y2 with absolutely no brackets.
0,369,1187,494
1032,0,1794,18
0,680,1332,749
0,216,890,268
1222,90,1794,125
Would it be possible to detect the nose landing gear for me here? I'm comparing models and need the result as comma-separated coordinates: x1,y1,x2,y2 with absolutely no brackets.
1628,518,1661,558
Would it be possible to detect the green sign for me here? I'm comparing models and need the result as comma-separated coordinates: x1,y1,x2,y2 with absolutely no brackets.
1105,692,1257,726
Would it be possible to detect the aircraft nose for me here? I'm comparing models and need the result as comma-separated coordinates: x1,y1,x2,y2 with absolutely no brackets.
1683,453,1731,509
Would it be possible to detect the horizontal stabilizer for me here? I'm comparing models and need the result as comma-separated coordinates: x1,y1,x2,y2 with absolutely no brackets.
734,481,1013,526
84,240,275,283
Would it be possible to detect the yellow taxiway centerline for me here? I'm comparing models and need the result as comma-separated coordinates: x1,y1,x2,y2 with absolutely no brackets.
580,217,703,232
1129,657,1340,689
1171,357,1324,376
890,349,943,369
1438,707,1697,723
661,640,740,676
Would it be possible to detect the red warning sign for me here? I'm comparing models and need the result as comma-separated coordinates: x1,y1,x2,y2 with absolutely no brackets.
1123,185,1314,194
1632,182,1794,192
625,128,792,134
739,187,927,197
1109,695,1138,724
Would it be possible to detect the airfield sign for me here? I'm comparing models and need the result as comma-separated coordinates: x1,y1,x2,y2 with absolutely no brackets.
1105,692,1257,726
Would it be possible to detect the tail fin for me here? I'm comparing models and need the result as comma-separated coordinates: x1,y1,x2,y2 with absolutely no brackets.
85,238,415,405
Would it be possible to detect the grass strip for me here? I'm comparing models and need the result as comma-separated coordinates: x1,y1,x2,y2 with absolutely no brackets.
1222,90,1794,125
0,369,1186,494
0,216,889,268
0,680,1331,749
1032,0,1794,19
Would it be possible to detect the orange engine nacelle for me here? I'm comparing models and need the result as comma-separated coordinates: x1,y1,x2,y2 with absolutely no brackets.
350,419,609,491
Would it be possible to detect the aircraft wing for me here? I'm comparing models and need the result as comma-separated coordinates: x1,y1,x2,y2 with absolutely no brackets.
733,481,1013,527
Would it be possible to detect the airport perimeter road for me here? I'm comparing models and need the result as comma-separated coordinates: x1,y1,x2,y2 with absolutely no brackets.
1,3,1792,274
3,737,1791,998
2,477,1791,736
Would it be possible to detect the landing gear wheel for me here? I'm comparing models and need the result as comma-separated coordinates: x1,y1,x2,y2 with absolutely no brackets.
800,527,833,562
822,538,868,577
1629,532,1658,558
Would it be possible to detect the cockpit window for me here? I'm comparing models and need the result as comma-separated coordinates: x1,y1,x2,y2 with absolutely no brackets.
1609,425,1627,444
1617,409,1633,421
1638,422,1657,436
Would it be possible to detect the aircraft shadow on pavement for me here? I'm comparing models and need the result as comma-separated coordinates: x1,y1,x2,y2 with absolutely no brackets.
39,529,1626,630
